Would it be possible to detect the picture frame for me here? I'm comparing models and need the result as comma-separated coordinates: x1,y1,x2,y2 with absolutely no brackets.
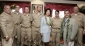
32,4,43,13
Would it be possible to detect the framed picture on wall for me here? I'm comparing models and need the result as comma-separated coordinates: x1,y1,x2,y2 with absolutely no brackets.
32,4,43,13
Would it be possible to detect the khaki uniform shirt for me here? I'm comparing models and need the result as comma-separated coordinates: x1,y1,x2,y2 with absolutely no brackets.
11,11,22,24
51,17,63,29
32,12,43,28
21,13,32,27
0,12,15,38
71,12,85,28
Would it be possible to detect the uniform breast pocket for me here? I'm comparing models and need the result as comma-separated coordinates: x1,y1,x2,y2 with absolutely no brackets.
6,20,10,24
78,16,82,21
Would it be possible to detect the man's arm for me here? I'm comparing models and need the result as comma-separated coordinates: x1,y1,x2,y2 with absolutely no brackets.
70,19,78,40
0,15,8,37
84,23,85,31
83,16,85,34
40,17,43,34
0,15,9,41
83,16,85,31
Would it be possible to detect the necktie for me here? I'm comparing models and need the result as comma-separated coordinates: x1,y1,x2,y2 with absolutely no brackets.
64,18,67,26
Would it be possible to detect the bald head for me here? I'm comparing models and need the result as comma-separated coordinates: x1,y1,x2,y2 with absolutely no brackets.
4,5,11,14
73,6,79,13
37,5,42,12
15,5,20,12
24,6,30,13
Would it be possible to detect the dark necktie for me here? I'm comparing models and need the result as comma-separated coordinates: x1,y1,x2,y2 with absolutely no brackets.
64,18,67,26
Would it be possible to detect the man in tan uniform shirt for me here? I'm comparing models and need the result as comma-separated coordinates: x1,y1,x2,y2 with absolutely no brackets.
71,6,85,46
21,6,32,46
51,10,63,46
0,5,16,46
32,5,43,46
11,5,22,46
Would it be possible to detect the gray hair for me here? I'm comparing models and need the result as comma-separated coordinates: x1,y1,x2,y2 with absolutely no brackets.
4,5,10,9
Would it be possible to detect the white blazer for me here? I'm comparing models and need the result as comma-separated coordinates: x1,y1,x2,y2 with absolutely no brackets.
40,16,51,34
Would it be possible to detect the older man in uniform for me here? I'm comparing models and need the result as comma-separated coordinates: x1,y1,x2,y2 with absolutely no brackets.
32,5,43,46
71,6,85,46
11,5,22,46
21,6,32,46
0,5,16,46
51,10,63,46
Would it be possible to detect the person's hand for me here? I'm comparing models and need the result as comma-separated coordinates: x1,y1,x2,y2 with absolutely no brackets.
70,39,74,42
15,36,17,39
50,36,52,42
83,31,85,35
5,36,9,41
41,33,43,37
24,36,28,39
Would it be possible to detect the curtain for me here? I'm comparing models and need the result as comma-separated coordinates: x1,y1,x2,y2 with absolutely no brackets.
45,2,77,16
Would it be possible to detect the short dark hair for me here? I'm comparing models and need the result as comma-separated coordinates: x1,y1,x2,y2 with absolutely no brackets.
64,9,71,18
64,9,70,13
55,10,59,13
73,6,80,11
44,8,52,15
74,6,79,9
24,6,29,9
15,5,20,8
24,6,30,13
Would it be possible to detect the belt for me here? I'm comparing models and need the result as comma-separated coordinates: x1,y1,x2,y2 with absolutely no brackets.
78,26,84,29
32,26,40,28
52,28,61,29
21,26,30,28
15,23,20,25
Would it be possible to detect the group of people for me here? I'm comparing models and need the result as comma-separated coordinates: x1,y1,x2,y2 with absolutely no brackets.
0,4,85,46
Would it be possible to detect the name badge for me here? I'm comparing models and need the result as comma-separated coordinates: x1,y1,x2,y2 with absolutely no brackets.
78,16,82,18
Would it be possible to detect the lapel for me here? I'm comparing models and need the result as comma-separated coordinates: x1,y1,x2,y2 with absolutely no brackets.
65,20,68,27
62,18,66,27
4,12,14,24
3,12,12,19
62,18,70,27
35,12,42,17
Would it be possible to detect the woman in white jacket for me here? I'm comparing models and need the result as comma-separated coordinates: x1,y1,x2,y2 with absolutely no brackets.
40,8,52,46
